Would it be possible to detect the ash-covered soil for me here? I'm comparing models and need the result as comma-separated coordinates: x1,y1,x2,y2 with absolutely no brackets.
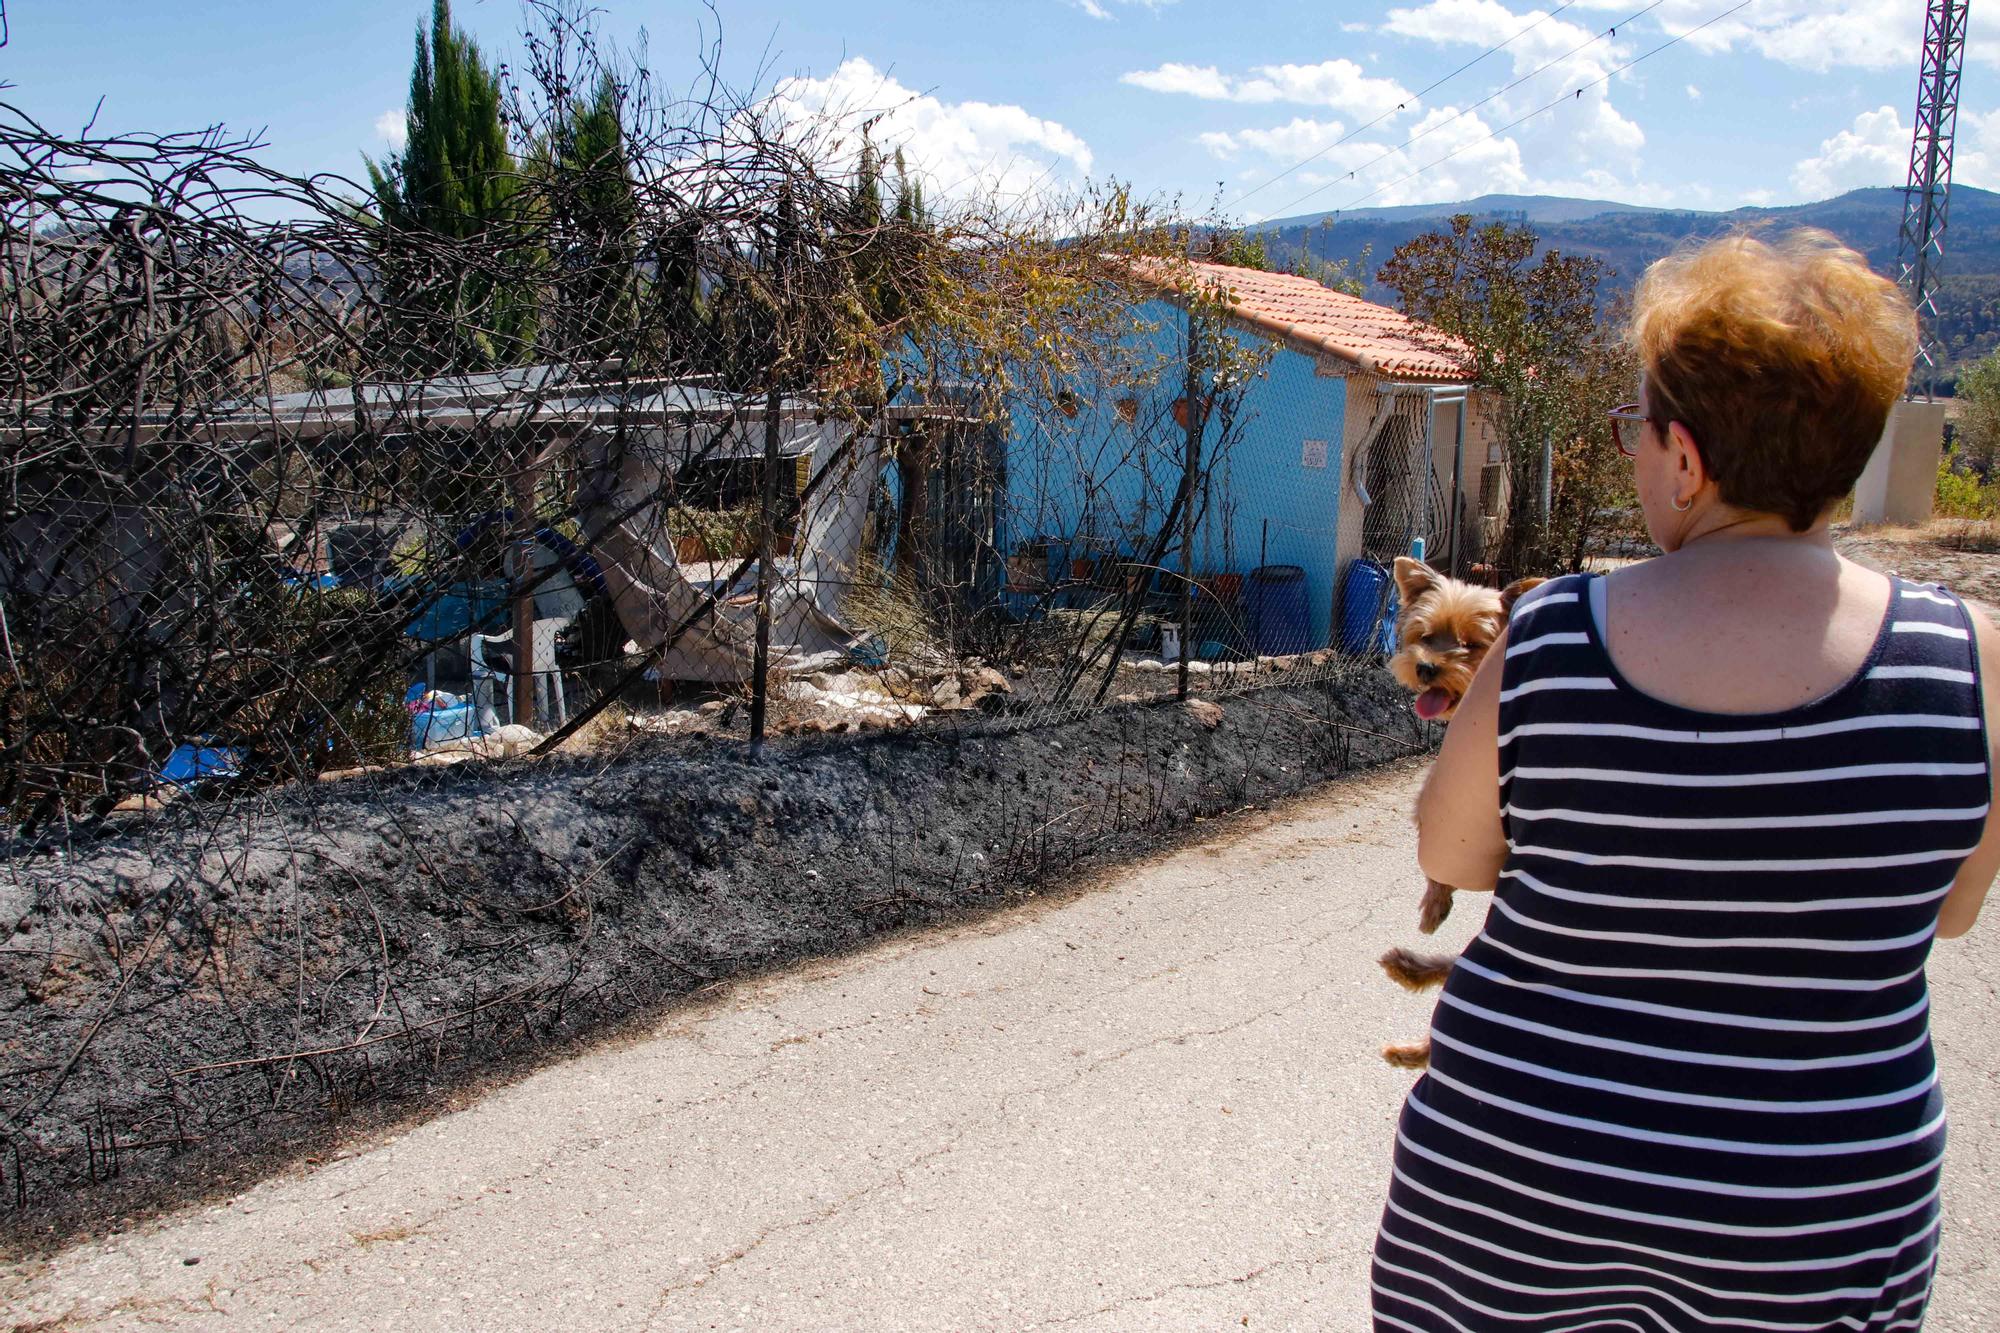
0,673,1423,1250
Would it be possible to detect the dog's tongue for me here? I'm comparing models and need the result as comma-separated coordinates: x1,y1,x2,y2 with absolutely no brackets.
1414,687,1453,721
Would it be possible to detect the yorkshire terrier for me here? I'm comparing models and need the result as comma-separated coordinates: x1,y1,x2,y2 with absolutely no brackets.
1379,557,1542,1069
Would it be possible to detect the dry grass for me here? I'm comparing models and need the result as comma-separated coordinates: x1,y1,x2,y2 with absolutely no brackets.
1934,518,2000,554
550,698,636,752
1838,517,2000,551
839,561,946,662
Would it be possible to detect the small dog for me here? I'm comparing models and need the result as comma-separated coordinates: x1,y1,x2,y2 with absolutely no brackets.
1379,557,1541,1069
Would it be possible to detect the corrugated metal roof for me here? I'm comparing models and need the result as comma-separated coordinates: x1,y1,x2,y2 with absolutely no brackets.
1131,258,1473,384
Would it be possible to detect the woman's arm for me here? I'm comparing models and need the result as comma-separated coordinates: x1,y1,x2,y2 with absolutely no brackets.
1939,608,2000,939
1415,623,1510,893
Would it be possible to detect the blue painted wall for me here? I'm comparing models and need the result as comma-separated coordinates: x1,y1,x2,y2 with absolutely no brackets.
998,299,1349,647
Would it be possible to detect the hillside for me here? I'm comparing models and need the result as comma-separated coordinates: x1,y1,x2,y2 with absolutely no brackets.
1255,186,2000,389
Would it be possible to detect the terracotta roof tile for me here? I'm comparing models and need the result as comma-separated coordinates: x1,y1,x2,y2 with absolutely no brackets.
1131,258,1472,384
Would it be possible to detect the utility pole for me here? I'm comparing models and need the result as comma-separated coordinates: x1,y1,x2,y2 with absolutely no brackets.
1896,0,1970,400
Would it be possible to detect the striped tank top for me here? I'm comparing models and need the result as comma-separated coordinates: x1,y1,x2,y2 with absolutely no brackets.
1372,571,1988,1332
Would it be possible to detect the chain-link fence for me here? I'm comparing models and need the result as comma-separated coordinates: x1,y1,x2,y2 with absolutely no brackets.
0,84,1499,828
0,12,1513,1221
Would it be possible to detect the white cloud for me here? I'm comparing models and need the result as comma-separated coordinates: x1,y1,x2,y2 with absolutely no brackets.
1669,5,1891,68
1252,106,1531,216
1199,117,1349,160
763,58,1093,208
1741,188,1776,207
1121,58,1411,117
1122,62,1235,100
1372,0,1645,208
1960,110,2000,190
1791,104,1906,198
375,109,408,150
1558,0,1999,73
1642,1,2000,74
1685,84,1701,102
1789,105,2000,202
1340,21,1371,33
1067,0,1175,17
1238,62,1414,114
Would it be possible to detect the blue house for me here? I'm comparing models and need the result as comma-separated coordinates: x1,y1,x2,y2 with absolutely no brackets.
995,260,1493,656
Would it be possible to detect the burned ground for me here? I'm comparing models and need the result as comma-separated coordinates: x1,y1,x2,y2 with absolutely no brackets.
0,672,1423,1251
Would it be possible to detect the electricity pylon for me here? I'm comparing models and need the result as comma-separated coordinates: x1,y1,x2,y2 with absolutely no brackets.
1896,0,1970,399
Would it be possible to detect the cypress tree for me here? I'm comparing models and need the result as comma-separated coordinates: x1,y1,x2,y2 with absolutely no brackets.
651,213,708,375
368,0,514,238
547,72,639,360
365,0,528,369
890,147,927,230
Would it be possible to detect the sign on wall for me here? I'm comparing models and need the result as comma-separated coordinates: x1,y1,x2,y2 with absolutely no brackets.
1301,439,1329,469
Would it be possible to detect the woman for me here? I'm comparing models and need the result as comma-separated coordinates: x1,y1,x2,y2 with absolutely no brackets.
1371,229,1997,1332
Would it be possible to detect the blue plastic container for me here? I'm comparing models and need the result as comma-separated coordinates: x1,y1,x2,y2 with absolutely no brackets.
1245,564,1311,655
1338,559,1400,655
411,702,479,749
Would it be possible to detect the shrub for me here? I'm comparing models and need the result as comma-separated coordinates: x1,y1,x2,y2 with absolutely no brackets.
1936,448,2000,520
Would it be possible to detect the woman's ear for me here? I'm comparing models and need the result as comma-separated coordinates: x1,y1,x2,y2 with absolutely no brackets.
1666,421,1709,496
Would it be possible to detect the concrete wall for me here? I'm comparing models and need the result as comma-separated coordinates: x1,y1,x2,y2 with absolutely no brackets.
1853,399,1946,527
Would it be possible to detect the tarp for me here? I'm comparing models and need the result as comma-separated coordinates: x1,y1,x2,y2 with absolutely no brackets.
574,417,887,683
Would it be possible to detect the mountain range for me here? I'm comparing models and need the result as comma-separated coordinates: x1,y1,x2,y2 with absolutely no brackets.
1251,186,2000,389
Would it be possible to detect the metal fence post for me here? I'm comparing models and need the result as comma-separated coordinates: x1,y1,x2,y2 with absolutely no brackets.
750,384,781,759
511,456,538,730
1451,395,1468,578
1178,322,1200,702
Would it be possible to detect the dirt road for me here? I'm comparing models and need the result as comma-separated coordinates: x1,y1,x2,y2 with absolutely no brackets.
6,763,1997,1331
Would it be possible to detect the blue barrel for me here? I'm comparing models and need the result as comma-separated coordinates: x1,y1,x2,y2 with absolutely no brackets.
1338,559,1399,655
1245,564,1311,655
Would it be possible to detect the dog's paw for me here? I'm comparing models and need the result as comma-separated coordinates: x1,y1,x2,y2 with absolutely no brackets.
1382,1039,1432,1070
1379,946,1458,992
1418,879,1455,934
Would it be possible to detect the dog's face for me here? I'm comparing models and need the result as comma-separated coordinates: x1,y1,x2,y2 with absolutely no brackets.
1387,558,1543,722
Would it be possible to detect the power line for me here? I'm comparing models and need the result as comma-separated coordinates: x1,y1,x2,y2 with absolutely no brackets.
1225,0,1585,213
1252,0,1669,226
1257,0,1754,226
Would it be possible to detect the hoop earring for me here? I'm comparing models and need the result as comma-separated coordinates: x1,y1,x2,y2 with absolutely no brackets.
1672,495,1692,512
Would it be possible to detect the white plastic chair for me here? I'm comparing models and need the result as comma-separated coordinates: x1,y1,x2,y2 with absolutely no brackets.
468,617,570,733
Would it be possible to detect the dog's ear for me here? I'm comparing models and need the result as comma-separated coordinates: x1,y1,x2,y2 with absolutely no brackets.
1393,556,1439,603
1498,576,1546,617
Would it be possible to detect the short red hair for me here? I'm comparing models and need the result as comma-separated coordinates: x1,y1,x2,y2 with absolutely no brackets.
1630,230,1918,530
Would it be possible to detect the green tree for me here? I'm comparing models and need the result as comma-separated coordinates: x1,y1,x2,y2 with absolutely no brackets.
890,147,928,231
1378,215,1634,574
365,0,531,369
1212,230,1272,271
843,136,897,327
539,71,640,360
1953,348,2000,478
648,213,709,374
1203,223,1365,296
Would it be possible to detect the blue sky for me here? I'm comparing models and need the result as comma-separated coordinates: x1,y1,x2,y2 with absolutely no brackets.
10,1,1999,221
